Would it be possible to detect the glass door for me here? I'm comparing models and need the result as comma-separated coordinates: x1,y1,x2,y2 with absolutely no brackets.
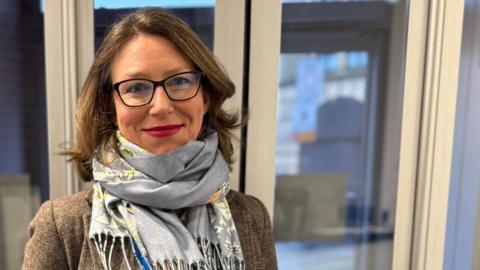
245,1,410,269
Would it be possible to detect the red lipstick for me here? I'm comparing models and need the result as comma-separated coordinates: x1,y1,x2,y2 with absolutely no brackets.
143,124,183,138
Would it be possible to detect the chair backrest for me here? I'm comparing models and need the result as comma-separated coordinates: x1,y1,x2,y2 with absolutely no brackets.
0,175,40,270
273,173,348,242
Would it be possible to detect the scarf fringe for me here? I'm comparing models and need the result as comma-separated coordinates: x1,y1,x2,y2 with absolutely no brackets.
91,231,245,270
91,231,134,270
196,238,245,270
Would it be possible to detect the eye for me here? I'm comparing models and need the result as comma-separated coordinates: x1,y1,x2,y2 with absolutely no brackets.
167,75,193,87
120,81,151,94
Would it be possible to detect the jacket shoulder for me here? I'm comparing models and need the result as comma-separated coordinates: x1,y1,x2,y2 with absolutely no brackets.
227,190,278,269
23,189,92,269
48,189,92,253
227,190,270,223
227,190,272,239
49,189,92,221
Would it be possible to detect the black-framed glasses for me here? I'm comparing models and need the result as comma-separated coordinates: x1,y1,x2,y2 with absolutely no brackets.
112,71,204,107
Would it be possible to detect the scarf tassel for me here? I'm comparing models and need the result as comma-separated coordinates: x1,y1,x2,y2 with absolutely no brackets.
196,237,245,270
92,232,134,270
92,233,245,270
152,238,245,270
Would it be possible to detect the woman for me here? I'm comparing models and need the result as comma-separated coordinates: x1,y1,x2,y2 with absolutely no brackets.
23,8,277,270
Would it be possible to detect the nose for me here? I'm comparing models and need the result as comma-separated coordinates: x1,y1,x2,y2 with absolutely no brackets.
148,86,173,115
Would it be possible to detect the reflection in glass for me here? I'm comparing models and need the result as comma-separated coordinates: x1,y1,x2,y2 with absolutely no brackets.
274,1,407,269
94,1,215,52
276,52,368,177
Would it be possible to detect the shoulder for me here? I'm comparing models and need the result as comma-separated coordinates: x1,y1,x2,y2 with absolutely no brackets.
226,190,278,269
227,190,270,219
32,189,92,242
44,189,93,246
23,189,93,269
31,189,92,230
227,190,272,236
46,189,92,222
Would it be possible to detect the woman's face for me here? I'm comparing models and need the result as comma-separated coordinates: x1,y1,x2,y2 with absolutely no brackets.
110,33,208,154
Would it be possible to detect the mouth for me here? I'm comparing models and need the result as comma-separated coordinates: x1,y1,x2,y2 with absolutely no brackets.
143,124,184,138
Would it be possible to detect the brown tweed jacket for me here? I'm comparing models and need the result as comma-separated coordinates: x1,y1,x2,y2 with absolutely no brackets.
22,189,277,270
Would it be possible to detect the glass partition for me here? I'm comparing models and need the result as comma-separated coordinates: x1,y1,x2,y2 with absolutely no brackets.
273,1,408,269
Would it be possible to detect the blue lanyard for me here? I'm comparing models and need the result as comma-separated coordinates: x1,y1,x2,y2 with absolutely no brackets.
132,241,152,270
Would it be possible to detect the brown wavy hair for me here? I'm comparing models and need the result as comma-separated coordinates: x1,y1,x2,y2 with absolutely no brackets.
68,8,240,181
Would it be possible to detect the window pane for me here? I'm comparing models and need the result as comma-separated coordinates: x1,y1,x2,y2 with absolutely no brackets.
443,1,480,269
274,1,408,269
0,0,47,269
94,0,215,51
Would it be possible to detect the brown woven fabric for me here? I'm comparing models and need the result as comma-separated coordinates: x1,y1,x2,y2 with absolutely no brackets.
22,189,278,270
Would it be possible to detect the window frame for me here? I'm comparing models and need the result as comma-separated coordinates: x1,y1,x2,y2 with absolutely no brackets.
44,0,93,198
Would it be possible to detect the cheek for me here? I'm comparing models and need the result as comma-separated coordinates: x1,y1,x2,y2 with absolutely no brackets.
116,111,144,130
186,107,205,131
113,97,140,131
183,101,207,138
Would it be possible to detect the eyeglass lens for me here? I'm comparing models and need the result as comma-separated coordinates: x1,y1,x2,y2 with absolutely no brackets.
117,72,201,106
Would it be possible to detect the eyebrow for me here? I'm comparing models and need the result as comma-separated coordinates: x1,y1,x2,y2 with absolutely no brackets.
121,67,193,80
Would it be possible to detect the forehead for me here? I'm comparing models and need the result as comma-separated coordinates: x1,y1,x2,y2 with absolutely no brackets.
110,33,193,82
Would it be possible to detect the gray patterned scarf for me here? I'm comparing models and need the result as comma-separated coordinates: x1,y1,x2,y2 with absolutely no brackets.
89,131,244,270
